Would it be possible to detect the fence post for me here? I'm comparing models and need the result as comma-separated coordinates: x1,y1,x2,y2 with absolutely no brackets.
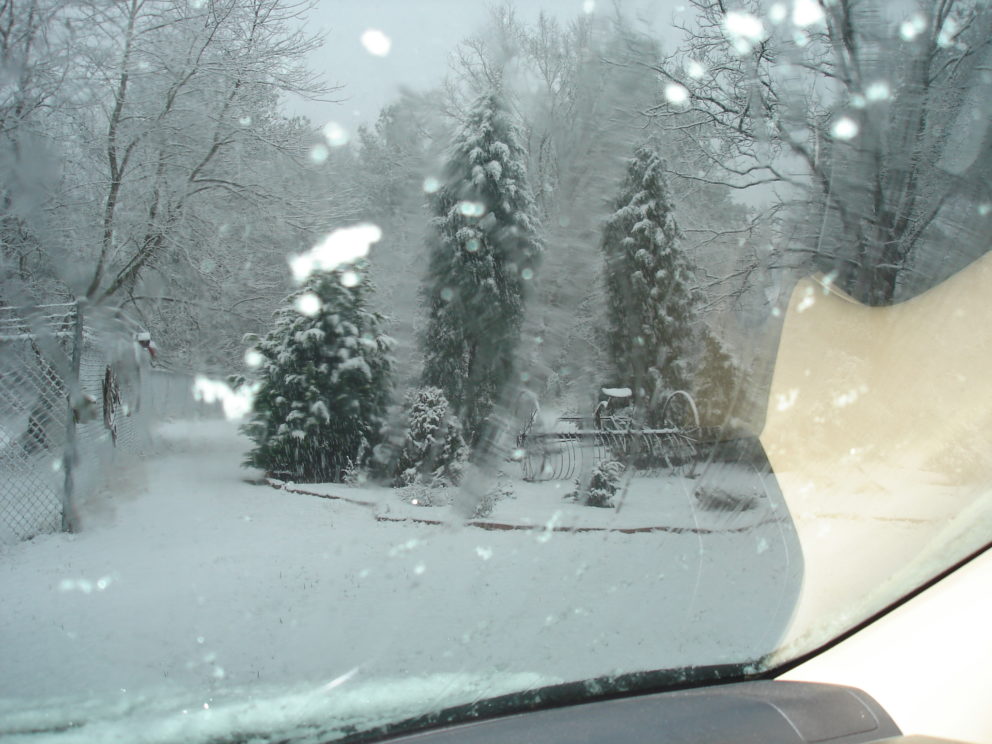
61,299,84,532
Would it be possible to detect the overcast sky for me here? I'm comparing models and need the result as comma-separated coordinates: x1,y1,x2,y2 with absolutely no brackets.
283,0,685,133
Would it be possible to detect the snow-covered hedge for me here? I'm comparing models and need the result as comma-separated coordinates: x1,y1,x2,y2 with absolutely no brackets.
385,386,468,488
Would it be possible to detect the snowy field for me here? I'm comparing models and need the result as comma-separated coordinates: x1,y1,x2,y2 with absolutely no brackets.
0,419,800,743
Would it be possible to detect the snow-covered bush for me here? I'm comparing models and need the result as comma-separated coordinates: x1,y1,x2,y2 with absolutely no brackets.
473,471,514,519
566,459,625,508
341,451,369,487
388,386,467,487
242,264,393,482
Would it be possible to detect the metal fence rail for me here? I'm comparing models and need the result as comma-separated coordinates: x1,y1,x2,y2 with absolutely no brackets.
0,302,154,543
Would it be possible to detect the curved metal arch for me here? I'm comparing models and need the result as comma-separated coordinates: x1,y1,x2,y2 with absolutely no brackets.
659,390,701,432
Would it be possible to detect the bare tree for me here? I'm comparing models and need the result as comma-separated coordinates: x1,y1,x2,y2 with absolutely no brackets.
0,0,73,302
648,0,992,304
0,0,354,368
73,0,332,306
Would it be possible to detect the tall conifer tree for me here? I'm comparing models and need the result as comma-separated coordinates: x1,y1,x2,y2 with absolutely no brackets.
602,144,697,422
421,84,543,442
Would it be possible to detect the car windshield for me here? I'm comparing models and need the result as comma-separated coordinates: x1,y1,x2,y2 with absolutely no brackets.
2,0,990,741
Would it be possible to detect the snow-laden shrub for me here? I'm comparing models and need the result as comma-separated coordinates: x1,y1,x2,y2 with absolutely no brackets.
390,386,468,487
566,459,625,508
342,445,370,486
242,265,393,482
473,471,514,519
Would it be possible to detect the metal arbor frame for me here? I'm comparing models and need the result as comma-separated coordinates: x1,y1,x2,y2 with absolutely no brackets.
517,390,701,482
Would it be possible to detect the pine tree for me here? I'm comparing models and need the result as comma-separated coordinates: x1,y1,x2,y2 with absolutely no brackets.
390,386,468,487
602,144,697,424
243,264,392,481
421,84,543,444
693,329,751,430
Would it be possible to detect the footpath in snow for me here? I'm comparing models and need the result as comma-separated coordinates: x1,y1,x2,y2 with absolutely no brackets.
0,419,800,743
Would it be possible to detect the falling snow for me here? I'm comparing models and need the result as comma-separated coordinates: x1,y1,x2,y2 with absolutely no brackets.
791,0,824,28
457,200,486,217
322,121,350,147
289,224,382,283
664,83,689,105
360,29,392,57
294,292,322,316
831,116,859,140
899,14,926,41
309,144,329,164
723,11,766,54
865,81,891,102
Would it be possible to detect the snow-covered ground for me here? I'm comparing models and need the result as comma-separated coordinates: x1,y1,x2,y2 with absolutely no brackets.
289,457,781,535
0,419,800,743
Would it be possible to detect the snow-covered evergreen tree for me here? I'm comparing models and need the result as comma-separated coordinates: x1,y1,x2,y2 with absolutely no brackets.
421,83,543,444
391,386,467,487
693,329,751,430
602,144,698,423
243,263,392,481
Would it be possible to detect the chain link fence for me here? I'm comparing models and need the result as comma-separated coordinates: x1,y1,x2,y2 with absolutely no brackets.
0,304,75,540
0,302,159,543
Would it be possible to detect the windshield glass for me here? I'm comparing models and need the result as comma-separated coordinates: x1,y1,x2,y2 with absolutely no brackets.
1,0,990,741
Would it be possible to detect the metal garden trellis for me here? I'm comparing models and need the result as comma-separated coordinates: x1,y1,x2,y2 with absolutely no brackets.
515,388,703,482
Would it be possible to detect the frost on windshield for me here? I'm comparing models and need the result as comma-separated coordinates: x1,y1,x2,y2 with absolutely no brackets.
2,0,990,740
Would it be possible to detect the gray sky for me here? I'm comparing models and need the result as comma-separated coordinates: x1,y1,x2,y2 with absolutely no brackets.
283,0,685,132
